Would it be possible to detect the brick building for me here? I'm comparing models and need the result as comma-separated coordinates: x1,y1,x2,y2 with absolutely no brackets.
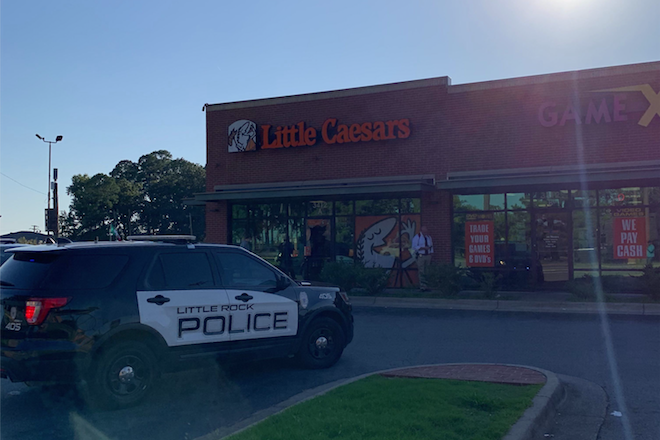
191,61,660,288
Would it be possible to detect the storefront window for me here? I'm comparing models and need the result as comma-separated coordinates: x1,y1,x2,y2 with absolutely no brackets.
335,201,353,215
599,187,643,206
454,194,504,211
356,199,399,215
507,211,531,258
643,187,660,205
506,193,531,210
571,190,597,208
232,204,248,219
335,217,354,262
401,198,421,214
289,202,305,217
307,200,332,217
533,190,568,209
572,210,598,270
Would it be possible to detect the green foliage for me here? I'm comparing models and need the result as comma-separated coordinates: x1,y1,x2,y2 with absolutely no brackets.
320,262,389,296
320,262,362,293
65,150,205,241
424,263,466,297
359,267,390,296
639,266,660,300
566,276,598,300
471,271,503,299
229,375,541,440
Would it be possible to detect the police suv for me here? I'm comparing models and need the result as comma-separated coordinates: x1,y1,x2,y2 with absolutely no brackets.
0,237,353,408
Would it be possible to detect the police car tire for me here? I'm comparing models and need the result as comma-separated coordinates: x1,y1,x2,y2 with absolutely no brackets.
88,341,159,409
298,317,345,369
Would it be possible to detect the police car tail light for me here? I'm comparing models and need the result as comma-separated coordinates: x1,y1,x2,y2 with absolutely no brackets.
25,298,69,325
338,291,350,304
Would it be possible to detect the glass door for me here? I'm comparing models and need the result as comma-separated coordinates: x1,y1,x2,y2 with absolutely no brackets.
533,212,570,282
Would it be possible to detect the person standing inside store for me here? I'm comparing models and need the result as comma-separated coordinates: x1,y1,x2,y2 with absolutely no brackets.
412,226,434,291
647,240,656,267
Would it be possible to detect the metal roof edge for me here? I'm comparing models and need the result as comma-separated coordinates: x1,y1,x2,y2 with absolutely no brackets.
448,61,660,94
205,78,450,112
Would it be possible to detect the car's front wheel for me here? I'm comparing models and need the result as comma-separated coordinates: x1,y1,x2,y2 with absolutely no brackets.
87,341,158,409
298,317,345,369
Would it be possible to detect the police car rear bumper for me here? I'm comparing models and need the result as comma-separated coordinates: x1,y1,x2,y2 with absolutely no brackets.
1,343,89,383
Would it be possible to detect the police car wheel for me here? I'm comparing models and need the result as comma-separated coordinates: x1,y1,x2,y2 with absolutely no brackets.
89,341,158,409
298,318,345,369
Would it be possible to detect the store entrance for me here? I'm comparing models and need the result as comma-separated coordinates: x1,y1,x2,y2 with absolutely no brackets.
304,218,332,280
533,211,570,282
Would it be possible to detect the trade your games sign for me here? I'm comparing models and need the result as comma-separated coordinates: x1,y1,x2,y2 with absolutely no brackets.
227,118,411,153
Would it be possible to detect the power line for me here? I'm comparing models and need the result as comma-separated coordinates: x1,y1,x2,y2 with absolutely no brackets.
0,172,47,196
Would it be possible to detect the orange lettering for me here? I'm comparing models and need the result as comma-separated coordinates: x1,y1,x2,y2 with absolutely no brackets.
349,124,361,142
397,119,410,138
321,118,337,144
360,122,373,141
372,121,386,141
337,124,350,144
385,121,397,139
261,125,281,149
305,127,317,146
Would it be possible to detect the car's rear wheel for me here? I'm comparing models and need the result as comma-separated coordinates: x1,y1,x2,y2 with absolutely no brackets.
298,317,345,369
87,341,158,409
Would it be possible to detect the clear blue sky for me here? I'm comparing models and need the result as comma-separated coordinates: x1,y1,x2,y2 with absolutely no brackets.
1,0,658,235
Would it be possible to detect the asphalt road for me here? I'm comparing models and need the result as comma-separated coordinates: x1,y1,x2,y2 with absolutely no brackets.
2,307,659,440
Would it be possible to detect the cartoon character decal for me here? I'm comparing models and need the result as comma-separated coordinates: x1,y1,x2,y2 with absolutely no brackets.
356,216,419,271
228,120,257,153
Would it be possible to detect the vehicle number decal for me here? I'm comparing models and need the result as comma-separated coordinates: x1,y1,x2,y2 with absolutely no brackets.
319,292,335,300
5,322,21,331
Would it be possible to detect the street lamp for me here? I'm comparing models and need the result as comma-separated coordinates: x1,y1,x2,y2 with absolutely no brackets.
36,134,63,236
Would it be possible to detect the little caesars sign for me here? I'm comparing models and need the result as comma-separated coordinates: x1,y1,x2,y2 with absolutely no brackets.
227,118,410,153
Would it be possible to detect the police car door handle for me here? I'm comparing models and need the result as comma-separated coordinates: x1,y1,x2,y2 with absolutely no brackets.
147,295,171,306
235,293,253,302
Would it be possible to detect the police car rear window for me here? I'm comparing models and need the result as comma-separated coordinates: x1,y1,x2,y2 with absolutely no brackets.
0,252,62,289
0,252,129,290
41,255,129,290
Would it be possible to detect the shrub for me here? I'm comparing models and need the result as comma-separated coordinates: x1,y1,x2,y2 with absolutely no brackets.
639,266,660,301
358,267,390,296
566,276,597,300
470,271,502,299
424,263,465,297
320,262,361,293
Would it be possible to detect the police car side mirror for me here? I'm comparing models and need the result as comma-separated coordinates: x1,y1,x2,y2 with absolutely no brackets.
276,275,290,291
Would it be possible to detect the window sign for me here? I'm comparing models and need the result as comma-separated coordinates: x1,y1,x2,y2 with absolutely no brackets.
465,213,494,267
613,208,646,259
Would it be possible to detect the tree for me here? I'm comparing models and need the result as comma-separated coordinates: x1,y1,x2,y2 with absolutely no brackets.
65,151,205,240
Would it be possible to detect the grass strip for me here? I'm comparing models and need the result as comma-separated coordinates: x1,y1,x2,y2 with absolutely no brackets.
228,375,542,440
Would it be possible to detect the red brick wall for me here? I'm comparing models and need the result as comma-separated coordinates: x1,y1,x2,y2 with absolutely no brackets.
443,70,660,173
204,66,660,246
204,201,227,243
206,85,446,189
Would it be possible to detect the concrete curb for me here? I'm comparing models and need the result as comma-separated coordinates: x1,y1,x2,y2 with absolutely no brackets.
195,363,563,440
350,296,660,315
501,365,564,440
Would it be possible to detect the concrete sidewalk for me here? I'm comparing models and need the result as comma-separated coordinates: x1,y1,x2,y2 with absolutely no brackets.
350,295,660,315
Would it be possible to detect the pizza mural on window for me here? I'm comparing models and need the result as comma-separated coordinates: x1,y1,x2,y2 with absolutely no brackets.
355,215,420,270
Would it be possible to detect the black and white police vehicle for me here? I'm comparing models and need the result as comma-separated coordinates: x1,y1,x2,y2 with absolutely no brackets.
0,236,353,408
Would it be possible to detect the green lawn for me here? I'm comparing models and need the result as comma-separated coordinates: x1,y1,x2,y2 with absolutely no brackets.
228,376,542,440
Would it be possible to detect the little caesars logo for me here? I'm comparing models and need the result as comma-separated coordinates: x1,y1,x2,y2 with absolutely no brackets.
227,118,411,153
538,84,660,128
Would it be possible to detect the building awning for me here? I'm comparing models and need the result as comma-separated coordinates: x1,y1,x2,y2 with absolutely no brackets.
437,160,660,193
186,175,436,204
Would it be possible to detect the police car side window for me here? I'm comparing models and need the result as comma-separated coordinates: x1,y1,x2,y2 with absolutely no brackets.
214,252,277,291
145,252,215,290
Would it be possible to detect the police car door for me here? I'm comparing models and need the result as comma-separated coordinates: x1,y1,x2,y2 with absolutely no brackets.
137,250,230,347
214,250,298,344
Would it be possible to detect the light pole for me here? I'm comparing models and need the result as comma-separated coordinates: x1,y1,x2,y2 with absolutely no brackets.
36,134,63,236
